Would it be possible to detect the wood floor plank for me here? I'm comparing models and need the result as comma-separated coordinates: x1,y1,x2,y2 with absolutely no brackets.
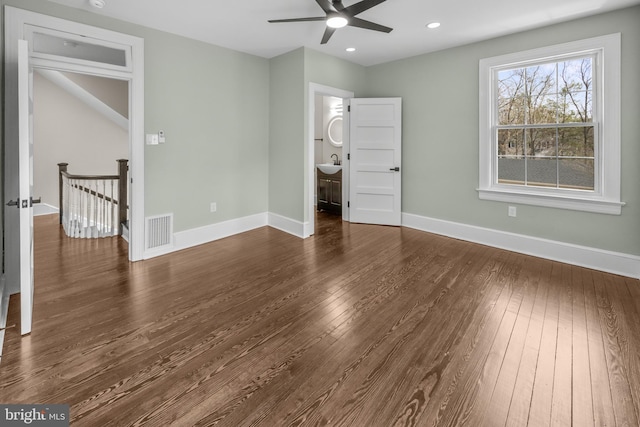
583,267,617,427
570,266,595,427
527,262,562,427
550,263,573,426
1,213,639,426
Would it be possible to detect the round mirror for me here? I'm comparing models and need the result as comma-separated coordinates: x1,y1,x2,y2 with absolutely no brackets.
327,116,343,147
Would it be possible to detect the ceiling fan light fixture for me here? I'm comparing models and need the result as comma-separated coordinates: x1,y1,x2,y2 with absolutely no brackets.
327,15,348,29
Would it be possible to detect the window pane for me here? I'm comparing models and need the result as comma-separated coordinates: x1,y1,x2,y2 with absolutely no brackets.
558,126,594,157
525,128,557,156
498,158,525,185
498,128,525,156
560,91,592,123
559,159,594,190
527,158,557,187
33,32,127,67
529,95,558,124
559,58,592,93
498,69,526,125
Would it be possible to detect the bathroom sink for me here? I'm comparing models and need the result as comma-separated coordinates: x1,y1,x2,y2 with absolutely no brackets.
317,163,342,174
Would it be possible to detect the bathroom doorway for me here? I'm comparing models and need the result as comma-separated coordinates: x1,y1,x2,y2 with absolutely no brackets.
314,95,343,219
307,83,354,237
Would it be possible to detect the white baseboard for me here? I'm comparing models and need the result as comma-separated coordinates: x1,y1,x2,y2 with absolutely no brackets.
143,212,268,259
34,203,58,216
267,212,307,238
402,212,640,279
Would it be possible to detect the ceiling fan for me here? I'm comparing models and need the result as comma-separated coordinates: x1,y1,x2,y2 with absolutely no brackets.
268,0,393,44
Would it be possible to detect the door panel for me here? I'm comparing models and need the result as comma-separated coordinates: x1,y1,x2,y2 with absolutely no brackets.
18,39,34,335
348,98,402,226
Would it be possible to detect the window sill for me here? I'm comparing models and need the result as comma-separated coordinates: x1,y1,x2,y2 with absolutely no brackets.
477,188,624,215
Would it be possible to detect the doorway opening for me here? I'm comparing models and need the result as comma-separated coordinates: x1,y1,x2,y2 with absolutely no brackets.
306,83,354,237
314,95,343,224
33,69,130,244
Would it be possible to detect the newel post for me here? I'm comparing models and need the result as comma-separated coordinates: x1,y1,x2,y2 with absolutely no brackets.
117,159,129,234
57,163,68,225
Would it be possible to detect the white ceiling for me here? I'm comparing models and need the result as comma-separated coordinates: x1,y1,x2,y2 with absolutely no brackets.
48,0,639,66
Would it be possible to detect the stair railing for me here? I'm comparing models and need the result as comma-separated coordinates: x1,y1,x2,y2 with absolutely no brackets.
58,160,128,238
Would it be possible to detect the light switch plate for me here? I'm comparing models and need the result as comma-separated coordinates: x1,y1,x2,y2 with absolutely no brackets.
146,134,159,145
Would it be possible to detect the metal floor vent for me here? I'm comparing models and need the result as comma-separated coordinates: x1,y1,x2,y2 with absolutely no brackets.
145,214,173,250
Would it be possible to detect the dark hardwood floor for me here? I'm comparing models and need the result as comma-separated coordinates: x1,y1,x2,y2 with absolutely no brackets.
1,212,639,426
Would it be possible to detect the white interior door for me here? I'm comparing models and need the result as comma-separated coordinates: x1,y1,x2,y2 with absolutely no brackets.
348,98,402,225
18,39,35,335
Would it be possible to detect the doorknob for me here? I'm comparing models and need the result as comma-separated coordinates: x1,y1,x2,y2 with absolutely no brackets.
31,196,42,206
389,167,400,172
6,199,20,208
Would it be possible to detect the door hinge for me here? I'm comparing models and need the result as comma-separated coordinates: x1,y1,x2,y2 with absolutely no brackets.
347,153,350,160
348,201,350,208
348,105,351,112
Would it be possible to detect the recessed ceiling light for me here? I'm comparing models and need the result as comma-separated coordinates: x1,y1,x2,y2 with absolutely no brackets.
346,47,356,52
426,22,441,29
327,16,348,29
89,0,106,9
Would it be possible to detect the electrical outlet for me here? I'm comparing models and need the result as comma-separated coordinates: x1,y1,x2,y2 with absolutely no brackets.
508,206,517,217
210,202,217,213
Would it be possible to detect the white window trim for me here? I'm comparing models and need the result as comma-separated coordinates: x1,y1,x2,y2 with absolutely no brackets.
478,33,623,215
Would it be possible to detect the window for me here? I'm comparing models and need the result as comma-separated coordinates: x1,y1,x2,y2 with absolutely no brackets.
478,34,623,214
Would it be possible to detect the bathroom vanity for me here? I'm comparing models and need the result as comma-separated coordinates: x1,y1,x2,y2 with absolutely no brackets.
317,168,342,214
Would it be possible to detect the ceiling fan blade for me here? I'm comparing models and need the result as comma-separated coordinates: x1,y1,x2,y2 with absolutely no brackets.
343,0,387,16
321,26,337,44
316,0,337,13
347,17,392,33
268,17,327,23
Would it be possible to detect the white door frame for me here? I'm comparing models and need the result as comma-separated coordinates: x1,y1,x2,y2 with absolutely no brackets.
4,7,145,269
306,83,354,237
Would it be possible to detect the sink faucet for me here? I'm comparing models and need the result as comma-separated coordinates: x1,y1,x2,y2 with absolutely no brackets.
331,154,339,165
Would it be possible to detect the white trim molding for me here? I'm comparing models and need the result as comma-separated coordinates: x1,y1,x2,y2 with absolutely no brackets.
142,212,309,259
402,212,640,279
144,213,268,259
268,212,307,238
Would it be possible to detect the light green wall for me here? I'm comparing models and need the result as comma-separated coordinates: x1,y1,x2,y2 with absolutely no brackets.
365,5,640,255
143,30,269,231
268,48,305,220
1,0,270,235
